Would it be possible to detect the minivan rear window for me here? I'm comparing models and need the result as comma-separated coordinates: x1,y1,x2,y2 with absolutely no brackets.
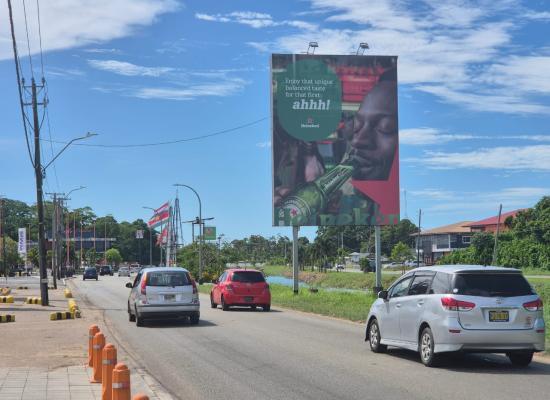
231,271,265,283
146,271,189,287
453,273,534,297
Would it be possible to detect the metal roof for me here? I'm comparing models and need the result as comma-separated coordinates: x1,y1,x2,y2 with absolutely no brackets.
413,264,521,274
464,209,524,227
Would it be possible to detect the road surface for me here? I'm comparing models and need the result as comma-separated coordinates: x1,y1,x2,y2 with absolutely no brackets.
71,275,550,400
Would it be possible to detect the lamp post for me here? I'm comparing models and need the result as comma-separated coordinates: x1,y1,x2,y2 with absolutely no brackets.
173,184,203,283
143,206,155,266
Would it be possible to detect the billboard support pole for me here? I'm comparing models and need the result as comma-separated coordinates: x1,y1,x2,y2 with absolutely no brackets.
292,226,299,294
374,225,382,294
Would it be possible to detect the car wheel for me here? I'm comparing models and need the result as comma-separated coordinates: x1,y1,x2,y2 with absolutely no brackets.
210,294,217,309
221,295,229,311
263,304,270,312
419,327,440,367
190,312,200,325
251,305,257,310
508,351,533,367
128,303,136,322
368,319,387,353
135,307,145,327
95,277,98,281
83,277,85,281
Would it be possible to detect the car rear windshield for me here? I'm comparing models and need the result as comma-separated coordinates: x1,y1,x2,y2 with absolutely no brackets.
231,271,265,283
146,271,189,287
453,273,534,297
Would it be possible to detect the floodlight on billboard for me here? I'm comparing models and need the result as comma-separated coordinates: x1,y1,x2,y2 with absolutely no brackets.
272,54,399,227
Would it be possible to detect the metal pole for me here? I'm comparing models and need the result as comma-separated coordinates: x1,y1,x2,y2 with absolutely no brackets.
374,225,382,293
416,209,422,266
32,79,49,306
51,194,57,289
492,204,503,265
0,198,5,279
149,226,153,266
292,226,299,294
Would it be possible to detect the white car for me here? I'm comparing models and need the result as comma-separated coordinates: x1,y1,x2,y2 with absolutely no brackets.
118,267,130,277
366,265,545,367
126,267,200,326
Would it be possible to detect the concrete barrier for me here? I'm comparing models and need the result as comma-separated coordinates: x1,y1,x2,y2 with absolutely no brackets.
17,286,29,290
26,297,41,304
0,315,15,323
50,311,75,320
1,288,11,295
64,288,73,298
0,296,14,303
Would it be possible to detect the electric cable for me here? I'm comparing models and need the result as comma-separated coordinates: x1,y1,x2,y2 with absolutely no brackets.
22,0,35,79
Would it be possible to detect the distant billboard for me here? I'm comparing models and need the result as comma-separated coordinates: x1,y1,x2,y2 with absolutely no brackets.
272,54,400,227
203,226,216,241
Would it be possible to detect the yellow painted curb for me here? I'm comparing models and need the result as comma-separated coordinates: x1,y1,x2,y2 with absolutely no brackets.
0,296,14,303
50,311,74,320
0,315,15,323
26,297,41,304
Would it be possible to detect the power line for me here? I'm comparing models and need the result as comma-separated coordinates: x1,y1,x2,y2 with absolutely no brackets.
22,0,35,79
7,0,35,168
41,116,268,148
35,0,45,78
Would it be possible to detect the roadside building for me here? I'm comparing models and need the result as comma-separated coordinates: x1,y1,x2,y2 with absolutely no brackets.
463,209,524,233
415,221,473,265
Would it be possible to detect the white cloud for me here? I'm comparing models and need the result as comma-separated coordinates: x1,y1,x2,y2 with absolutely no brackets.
88,59,174,77
0,0,179,61
400,128,481,145
523,11,550,21
195,11,317,30
256,141,271,148
408,189,455,200
82,48,120,54
482,56,550,95
411,145,550,171
132,79,247,100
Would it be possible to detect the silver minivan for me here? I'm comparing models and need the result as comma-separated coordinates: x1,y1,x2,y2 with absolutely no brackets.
127,267,200,326
366,265,545,367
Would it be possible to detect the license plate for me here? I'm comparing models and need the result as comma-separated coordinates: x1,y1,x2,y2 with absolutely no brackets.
244,296,253,302
164,294,176,301
489,310,509,322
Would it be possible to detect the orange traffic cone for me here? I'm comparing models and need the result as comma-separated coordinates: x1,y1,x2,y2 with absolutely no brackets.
91,332,106,383
88,325,100,367
112,363,131,400
101,343,117,400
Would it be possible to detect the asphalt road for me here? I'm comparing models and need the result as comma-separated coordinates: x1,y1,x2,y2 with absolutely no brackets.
72,275,550,400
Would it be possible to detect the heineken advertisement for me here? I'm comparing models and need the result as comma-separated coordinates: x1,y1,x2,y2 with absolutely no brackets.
272,54,400,227
203,226,216,241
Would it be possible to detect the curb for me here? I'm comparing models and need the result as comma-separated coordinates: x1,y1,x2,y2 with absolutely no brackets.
0,296,14,303
50,311,75,320
0,315,16,323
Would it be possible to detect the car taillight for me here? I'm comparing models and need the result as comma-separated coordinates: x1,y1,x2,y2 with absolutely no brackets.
441,297,475,311
140,273,147,295
191,280,197,294
226,284,234,293
523,298,543,311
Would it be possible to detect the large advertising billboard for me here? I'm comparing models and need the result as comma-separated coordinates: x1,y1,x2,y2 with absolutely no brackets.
272,54,400,227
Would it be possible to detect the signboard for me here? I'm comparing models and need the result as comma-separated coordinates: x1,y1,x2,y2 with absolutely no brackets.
203,226,216,241
18,228,26,255
135,230,144,239
272,54,400,226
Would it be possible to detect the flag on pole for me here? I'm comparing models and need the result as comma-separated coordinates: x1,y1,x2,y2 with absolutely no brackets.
156,227,168,245
147,202,170,228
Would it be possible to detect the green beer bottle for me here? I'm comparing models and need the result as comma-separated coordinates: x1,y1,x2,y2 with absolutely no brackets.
278,159,353,225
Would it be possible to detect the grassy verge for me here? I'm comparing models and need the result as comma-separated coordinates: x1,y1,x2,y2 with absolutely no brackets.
199,283,374,322
527,278,550,349
522,268,550,276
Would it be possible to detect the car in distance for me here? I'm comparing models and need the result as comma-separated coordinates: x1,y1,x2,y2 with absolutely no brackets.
210,269,271,311
126,267,200,326
118,266,130,277
366,265,545,367
83,266,98,281
99,265,114,276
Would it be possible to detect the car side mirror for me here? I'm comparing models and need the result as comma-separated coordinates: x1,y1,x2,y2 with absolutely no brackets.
378,290,389,300
125,282,133,289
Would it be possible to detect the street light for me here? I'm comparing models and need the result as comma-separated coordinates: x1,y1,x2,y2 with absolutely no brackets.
173,184,203,283
143,206,155,266
65,186,86,198
42,132,97,173
356,42,369,55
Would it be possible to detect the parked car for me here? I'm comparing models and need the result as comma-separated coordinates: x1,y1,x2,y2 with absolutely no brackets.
99,265,114,276
118,266,130,277
366,265,545,367
126,267,199,326
335,264,345,271
83,267,98,281
210,269,271,311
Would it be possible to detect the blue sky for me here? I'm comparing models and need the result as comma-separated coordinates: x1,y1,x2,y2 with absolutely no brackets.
0,0,549,243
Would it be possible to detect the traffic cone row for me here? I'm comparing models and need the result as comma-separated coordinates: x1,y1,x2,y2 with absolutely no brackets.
88,324,150,400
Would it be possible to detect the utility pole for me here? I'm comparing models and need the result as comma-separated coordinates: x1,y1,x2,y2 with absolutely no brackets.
416,209,422,267
0,197,6,279
492,204,503,265
374,226,382,293
292,226,299,294
51,193,58,289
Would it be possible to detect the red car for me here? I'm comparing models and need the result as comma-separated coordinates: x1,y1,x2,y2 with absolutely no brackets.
210,269,271,311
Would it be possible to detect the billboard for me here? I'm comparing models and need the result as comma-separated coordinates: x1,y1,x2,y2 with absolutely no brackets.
18,228,26,255
272,54,399,227
203,226,216,241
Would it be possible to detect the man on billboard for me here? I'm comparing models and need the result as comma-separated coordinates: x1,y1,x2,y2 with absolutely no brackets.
272,55,399,227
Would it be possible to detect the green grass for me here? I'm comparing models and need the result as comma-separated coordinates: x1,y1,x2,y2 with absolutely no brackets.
522,268,550,276
198,283,374,322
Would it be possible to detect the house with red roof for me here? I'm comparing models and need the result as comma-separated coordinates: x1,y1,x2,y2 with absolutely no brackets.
464,209,525,233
